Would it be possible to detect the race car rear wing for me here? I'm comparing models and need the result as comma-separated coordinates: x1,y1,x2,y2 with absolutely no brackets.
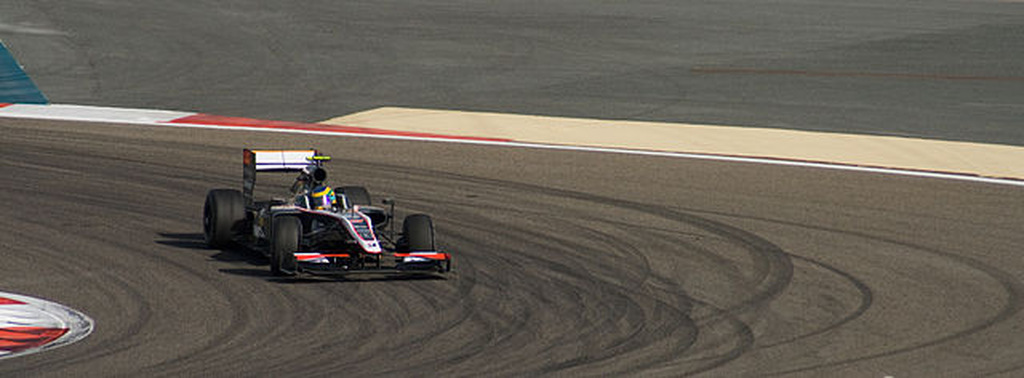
242,149,326,206
245,149,319,172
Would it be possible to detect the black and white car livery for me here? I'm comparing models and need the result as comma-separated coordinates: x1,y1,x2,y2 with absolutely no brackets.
202,149,451,277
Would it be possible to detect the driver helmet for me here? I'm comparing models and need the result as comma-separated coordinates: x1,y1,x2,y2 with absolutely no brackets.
309,185,337,210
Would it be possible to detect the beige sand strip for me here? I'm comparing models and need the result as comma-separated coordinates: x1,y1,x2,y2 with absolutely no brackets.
322,107,1024,180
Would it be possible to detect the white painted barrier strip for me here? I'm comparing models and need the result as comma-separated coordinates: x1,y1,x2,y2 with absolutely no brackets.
0,103,194,124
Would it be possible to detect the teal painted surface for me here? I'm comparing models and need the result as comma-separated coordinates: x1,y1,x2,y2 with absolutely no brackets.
0,40,47,104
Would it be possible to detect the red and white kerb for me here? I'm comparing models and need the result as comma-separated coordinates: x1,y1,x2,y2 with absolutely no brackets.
0,292,93,360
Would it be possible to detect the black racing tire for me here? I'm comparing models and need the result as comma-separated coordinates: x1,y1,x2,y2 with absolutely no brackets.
339,186,371,207
203,189,245,248
271,216,300,276
402,214,435,252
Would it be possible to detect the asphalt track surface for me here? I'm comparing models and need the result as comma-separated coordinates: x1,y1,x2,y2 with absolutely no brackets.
1,118,1023,376
2,0,1024,377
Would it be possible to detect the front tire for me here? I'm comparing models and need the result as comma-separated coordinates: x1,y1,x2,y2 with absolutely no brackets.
402,214,435,252
271,216,300,276
203,189,245,248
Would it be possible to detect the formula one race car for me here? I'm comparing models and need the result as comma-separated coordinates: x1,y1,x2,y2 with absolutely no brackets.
202,149,451,277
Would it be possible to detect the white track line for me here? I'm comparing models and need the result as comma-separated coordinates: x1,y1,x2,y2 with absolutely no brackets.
2,103,1022,188
123,121,1024,188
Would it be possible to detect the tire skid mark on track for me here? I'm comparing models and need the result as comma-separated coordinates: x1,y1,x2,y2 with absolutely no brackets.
358,156,797,314
439,214,704,376
331,251,487,377
137,268,292,375
512,223,686,373
0,184,153,373
351,159,798,375
691,209,1024,375
336,153,992,375
755,253,873,349
33,209,240,374
2,132,262,374
446,220,633,373
776,244,1023,375
346,164,709,375
564,223,753,376
5,119,1021,375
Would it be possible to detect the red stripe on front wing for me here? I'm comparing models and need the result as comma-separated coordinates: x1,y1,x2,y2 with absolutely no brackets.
295,253,351,260
394,253,450,260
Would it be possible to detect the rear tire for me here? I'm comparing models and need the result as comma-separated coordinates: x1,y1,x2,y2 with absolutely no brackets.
339,186,371,207
203,189,245,248
271,216,300,276
402,214,435,251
